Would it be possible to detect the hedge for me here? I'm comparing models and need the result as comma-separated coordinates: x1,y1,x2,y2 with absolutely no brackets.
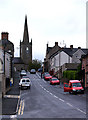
63,70,77,80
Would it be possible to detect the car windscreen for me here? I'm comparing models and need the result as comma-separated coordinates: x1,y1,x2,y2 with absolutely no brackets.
46,74,51,77
72,82,81,87
52,78,58,81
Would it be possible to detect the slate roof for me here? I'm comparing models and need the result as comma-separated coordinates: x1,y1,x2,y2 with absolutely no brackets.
0,39,14,46
13,57,24,64
49,47,88,58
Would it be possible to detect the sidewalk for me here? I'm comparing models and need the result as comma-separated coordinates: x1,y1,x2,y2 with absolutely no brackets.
2,71,20,115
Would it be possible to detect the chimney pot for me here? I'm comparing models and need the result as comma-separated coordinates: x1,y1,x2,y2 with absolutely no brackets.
78,47,81,49
70,45,73,49
55,42,58,46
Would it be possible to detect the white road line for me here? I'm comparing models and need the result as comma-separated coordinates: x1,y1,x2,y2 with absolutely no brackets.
59,98,64,102
53,95,58,99
76,108,86,114
66,103,73,107
39,82,86,115
46,90,49,93
10,115,17,118
49,92,53,95
43,79,46,83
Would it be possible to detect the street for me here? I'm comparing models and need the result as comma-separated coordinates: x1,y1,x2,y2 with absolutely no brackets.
17,72,86,118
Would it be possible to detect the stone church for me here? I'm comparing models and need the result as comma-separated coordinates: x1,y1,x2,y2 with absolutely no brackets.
13,15,32,71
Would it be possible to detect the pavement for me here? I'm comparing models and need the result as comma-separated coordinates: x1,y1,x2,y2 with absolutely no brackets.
2,71,20,115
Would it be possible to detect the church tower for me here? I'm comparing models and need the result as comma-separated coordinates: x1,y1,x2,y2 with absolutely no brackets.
20,15,32,70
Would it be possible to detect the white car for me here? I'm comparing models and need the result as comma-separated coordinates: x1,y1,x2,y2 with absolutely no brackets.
19,78,31,89
20,70,27,76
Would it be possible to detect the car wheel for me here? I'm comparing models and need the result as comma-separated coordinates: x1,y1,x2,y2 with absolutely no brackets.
69,91,72,94
21,85,23,90
28,86,30,89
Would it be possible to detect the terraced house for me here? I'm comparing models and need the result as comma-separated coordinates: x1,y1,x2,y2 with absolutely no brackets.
0,32,14,95
44,43,88,80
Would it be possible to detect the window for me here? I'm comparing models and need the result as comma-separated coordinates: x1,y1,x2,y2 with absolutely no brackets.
26,47,29,53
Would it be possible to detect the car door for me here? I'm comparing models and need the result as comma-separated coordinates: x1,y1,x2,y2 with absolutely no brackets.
64,83,71,92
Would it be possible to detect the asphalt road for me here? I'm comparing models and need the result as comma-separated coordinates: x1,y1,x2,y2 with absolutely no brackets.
17,72,86,119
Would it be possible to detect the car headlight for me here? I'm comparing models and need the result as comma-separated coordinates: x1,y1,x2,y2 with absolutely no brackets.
81,88,84,90
73,89,76,91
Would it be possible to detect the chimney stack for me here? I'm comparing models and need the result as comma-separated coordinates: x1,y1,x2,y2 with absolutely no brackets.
70,45,73,49
55,42,58,46
78,47,81,49
1,32,9,40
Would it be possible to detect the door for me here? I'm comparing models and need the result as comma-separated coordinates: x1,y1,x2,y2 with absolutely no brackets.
64,83,71,92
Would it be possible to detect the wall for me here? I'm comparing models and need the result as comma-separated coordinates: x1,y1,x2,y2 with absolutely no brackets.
72,49,85,63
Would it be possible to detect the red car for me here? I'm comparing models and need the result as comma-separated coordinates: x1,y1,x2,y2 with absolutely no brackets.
64,80,84,94
50,77,60,85
44,74,52,80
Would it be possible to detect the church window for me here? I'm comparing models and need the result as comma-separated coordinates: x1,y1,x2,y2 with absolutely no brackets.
26,47,29,51
26,47,29,53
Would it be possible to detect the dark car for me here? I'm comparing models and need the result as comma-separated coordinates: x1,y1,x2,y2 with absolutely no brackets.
30,69,36,74
38,68,43,72
50,77,60,85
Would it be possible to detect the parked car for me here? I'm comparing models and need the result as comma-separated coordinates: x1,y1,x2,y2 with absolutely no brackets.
19,78,31,89
44,74,52,81
20,70,27,77
22,76,29,79
64,80,84,94
38,68,43,72
43,72,50,78
50,77,60,85
30,69,36,74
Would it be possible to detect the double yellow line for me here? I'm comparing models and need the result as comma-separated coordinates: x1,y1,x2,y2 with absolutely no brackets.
18,100,24,115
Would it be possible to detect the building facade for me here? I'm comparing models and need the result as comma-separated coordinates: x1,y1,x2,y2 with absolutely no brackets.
81,53,88,88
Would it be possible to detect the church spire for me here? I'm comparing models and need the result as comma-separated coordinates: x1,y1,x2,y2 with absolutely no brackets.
23,15,29,43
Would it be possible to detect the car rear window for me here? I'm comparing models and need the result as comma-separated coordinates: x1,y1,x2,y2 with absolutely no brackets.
26,80,30,82
22,80,25,82
52,78,58,81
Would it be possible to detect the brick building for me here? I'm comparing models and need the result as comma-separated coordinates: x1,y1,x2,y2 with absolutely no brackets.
81,53,88,88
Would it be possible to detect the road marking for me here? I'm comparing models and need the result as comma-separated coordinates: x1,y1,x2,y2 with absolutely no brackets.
66,103,73,107
21,100,24,115
76,108,86,114
53,95,58,99
18,100,22,115
59,98,64,102
49,92,53,95
4,95,20,99
39,83,86,115
42,79,46,83
10,115,17,118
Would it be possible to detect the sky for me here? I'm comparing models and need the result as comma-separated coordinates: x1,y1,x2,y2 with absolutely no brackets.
0,0,87,61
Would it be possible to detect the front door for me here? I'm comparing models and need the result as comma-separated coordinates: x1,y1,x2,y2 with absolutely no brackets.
64,83,71,92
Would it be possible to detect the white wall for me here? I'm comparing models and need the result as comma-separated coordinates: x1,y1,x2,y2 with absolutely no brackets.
50,51,72,72
0,49,4,73
5,52,11,78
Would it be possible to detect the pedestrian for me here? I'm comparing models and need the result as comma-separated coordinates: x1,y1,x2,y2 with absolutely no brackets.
41,72,42,78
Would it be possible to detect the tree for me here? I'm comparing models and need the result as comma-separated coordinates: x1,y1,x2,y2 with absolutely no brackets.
28,59,42,71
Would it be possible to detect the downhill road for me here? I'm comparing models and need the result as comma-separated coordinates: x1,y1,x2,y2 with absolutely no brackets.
17,72,86,119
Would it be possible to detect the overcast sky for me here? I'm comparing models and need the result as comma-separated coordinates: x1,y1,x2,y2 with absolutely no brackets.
0,0,87,61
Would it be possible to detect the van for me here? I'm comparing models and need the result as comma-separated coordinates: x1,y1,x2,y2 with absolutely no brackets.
64,80,84,94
